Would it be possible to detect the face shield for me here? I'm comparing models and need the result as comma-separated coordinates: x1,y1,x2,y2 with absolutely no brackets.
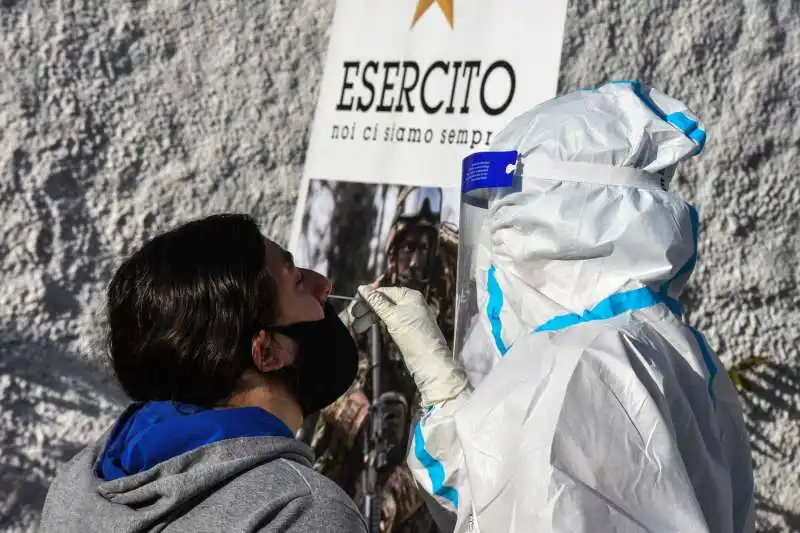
453,151,519,361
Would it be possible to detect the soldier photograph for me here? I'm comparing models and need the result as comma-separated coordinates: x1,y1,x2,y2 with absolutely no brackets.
294,181,460,533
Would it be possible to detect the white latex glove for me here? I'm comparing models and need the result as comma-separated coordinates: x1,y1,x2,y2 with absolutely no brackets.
338,296,378,335
357,285,469,406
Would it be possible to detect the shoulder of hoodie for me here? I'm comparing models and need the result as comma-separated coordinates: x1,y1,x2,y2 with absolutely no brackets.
184,435,367,525
270,452,361,507
279,457,366,507
240,448,369,530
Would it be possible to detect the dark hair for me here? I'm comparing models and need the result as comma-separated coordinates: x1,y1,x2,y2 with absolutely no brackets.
106,213,278,407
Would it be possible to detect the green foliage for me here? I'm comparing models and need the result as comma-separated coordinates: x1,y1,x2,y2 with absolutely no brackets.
726,355,770,393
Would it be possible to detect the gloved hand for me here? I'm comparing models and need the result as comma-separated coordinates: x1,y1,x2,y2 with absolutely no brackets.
338,294,378,335
357,285,469,407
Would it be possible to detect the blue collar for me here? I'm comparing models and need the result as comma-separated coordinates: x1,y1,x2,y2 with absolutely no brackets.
98,401,294,481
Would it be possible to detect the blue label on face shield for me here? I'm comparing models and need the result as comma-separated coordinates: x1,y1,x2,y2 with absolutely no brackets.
462,150,518,194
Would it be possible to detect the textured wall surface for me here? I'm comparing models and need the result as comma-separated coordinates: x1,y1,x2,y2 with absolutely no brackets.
1,0,797,531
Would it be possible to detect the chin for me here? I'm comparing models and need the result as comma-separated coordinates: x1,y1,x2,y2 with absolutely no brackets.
310,303,326,321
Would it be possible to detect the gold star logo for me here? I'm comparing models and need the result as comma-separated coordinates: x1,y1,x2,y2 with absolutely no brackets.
411,0,454,28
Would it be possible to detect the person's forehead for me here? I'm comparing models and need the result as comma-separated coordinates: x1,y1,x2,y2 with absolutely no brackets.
263,238,293,267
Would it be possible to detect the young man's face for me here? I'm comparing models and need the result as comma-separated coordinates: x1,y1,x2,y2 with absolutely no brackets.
263,238,331,325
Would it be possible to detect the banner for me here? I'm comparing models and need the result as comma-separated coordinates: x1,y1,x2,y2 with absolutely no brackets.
290,0,567,287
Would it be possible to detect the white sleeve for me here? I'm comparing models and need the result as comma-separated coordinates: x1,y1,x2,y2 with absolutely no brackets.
406,392,476,532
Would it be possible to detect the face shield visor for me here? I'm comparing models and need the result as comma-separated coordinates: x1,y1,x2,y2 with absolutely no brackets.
453,151,519,360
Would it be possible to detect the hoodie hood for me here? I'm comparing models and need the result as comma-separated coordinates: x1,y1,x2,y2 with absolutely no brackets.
39,403,314,533
98,401,295,481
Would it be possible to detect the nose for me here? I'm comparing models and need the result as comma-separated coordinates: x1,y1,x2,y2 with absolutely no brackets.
300,268,331,304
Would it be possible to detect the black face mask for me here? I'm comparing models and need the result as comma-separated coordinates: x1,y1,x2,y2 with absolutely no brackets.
264,302,359,417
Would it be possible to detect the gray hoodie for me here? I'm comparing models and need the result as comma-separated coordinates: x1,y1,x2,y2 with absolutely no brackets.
39,418,368,532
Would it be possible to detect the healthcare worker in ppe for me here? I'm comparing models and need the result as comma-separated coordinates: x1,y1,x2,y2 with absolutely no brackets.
347,81,755,533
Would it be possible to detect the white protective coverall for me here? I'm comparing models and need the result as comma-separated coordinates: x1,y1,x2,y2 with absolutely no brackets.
394,81,755,533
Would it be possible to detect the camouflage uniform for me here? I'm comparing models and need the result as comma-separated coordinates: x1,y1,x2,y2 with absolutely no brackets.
304,188,458,533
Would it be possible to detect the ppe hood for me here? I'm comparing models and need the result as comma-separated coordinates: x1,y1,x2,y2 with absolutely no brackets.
457,81,706,372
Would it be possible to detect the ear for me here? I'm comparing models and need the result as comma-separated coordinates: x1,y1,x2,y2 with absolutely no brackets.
251,331,284,373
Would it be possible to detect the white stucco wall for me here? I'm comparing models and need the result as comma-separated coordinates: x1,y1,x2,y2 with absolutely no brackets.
1,1,797,531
